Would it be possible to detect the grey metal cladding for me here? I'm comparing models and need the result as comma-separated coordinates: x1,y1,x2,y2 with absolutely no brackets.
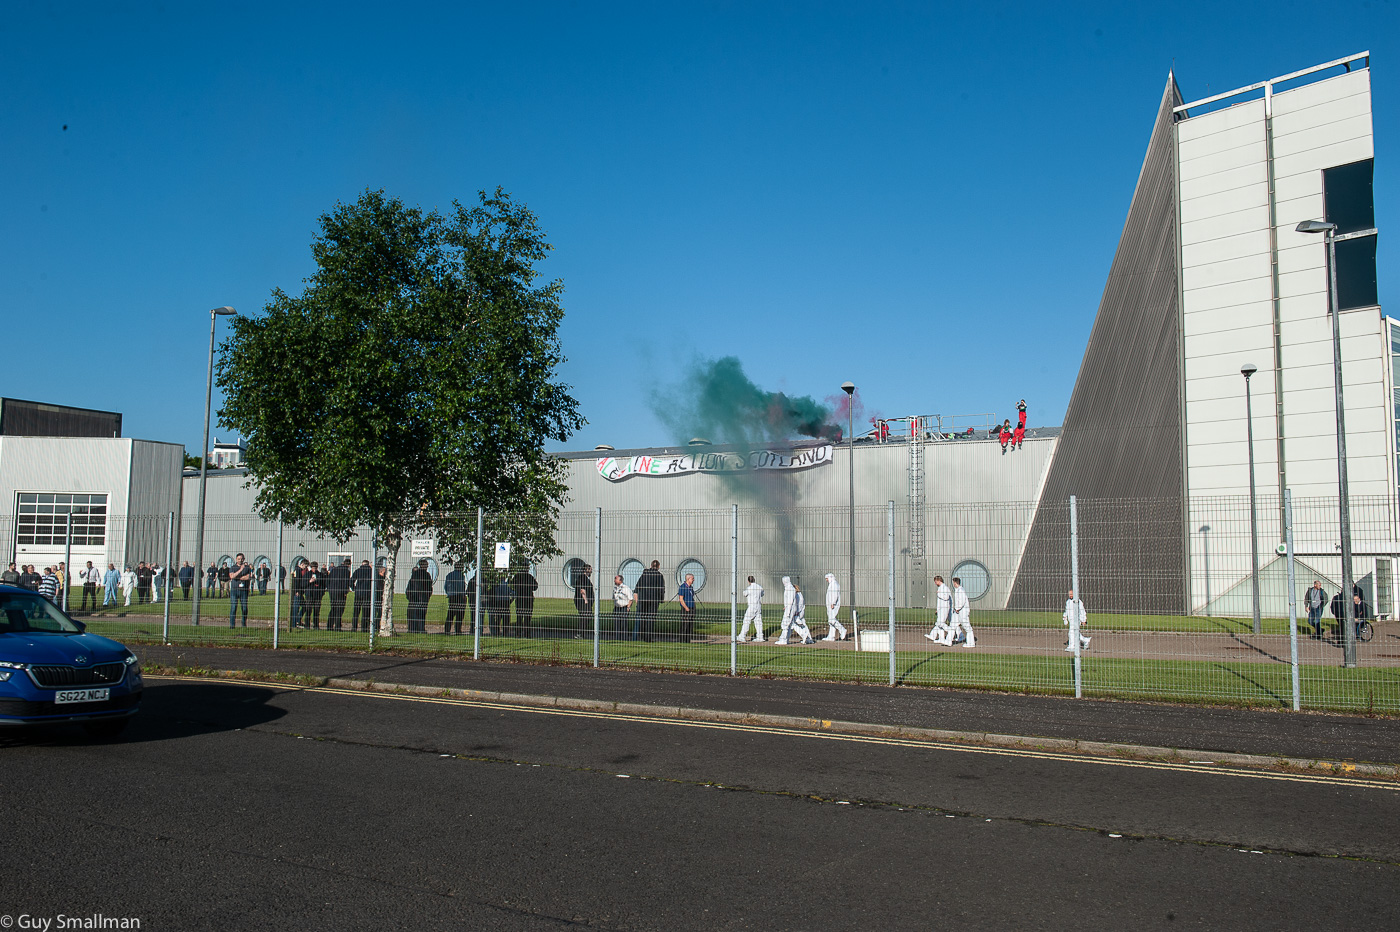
1009,76,1186,613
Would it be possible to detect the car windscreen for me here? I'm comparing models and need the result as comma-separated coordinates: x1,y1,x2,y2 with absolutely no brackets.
0,591,83,634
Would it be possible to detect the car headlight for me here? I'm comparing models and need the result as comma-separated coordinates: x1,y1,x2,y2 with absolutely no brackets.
123,653,139,666
0,670,10,682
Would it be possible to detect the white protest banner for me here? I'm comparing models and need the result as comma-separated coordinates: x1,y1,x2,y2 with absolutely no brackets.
597,444,833,482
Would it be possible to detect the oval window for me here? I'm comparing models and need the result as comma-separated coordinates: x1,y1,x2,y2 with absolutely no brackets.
618,558,644,589
676,559,707,594
951,559,991,601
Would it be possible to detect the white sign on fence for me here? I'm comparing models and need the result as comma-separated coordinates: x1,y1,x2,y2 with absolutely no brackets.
494,542,512,569
410,538,434,558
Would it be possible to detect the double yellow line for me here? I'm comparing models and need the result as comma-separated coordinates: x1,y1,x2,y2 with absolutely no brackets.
151,675,1400,792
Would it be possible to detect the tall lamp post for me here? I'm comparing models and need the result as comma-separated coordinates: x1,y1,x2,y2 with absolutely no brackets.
842,381,856,618
191,306,238,628
1241,363,1262,635
1297,218,1357,667
1199,524,1212,617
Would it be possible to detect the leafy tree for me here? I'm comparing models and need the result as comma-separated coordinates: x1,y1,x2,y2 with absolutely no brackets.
216,188,584,634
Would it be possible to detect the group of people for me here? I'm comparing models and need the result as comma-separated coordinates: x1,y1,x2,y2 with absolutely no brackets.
735,573,850,645
204,559,276,597
995,399,1029,455
410,558,540,637
286,557,384,632
596,561,694,642
1,560,182,609
1303,580,1372,642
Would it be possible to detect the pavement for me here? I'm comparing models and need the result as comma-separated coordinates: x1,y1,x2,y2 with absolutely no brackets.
135,642,1400,771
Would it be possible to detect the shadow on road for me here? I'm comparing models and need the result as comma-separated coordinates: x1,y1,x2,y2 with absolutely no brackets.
0,680,291,748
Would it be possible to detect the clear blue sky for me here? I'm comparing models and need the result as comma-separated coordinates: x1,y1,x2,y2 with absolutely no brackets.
3,1,1395,454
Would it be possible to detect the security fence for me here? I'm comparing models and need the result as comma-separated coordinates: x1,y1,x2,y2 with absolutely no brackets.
8,493,1399,714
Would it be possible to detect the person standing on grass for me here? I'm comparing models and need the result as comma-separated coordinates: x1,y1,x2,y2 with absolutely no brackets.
179,561,194,600
612,574,636,640
350,559,374,632
289,562,306,629
205,562,217,597
120,565,136,606
443,560,467,635
304,561,327,629
776,577,813,645
217,560,231,597
103,563,120,607
950,577,974,647
79,561,99,610
487,574,514,636
675,573,698,642
512,566,538,637
228,553,253,627
1063,589,1091,651
573,564,594,629
1305,581,1327,639
405,559,433,633
134,562,152,604
634,560,666,642
737,576,765,642
822,573,848,642
256,561,271,595
327,558,351,631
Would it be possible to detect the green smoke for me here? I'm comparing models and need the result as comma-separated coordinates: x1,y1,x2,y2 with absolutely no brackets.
651,356,838,449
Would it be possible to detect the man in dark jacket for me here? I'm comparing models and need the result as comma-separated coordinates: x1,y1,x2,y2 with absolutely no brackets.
289,562,306,629
634,560,666,643
350,560,375,632
405,559,433,633
487,575,514,635
1330,585,1368,644
179,561,195,600
303,561,326,629
136,562,153,604
511,567,539,637
443,561,467,635
573,565,594,630
326,558,352,630
256,561,271,595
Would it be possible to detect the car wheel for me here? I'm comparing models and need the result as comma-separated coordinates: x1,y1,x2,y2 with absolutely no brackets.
82,719,129,740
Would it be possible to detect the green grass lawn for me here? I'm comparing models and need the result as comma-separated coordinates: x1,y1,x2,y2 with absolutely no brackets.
72,589,1318,636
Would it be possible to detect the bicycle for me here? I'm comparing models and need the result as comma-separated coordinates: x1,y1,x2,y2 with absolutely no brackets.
1357,619,1374,643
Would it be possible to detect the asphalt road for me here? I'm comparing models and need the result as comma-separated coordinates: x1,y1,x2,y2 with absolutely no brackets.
2,678,1398,930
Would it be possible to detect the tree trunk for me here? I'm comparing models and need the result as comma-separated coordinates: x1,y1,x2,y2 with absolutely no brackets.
379,526,402,637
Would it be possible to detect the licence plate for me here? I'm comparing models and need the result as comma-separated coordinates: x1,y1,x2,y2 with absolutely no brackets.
55,688,110,704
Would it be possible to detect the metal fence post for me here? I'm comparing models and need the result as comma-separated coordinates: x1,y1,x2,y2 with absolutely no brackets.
162,512,173,644
888,500,896,687
1284,489,1300,711
272,519,283,650
1070,495,1082,700
369,533,378,651
730,504,738,677
593,506,602,668
63,512,73,613
473,508,483,660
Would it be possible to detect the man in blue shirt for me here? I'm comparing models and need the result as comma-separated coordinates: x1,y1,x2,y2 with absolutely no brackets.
676,573,697,642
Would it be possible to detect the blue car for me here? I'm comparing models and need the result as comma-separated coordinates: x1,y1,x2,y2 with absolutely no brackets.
0,583,142,737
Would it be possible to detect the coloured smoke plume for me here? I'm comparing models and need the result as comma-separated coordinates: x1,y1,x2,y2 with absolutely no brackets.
650,356,848,582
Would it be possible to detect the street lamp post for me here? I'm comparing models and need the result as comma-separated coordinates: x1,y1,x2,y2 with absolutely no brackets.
1241,363,1261,635
1199,524,1212,617
1297,219,1357,667
842,381,856,620
191,306,238,628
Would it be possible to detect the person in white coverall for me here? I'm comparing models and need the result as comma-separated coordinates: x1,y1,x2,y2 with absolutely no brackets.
822,573,848,641
950,577,974,647
925,575,953,645
1063,589,1091,651
120,566,136,607
776,576,814,644
738,575,766,642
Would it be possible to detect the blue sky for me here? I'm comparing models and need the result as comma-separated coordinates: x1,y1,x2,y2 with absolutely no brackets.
3,1,1396,454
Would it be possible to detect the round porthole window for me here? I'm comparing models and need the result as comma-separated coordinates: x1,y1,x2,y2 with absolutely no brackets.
217,554,234,569
253,555,271,572
676,559,707,594
562,557,590,588
421,557,439,583
951,560,991,601
618,558,644,589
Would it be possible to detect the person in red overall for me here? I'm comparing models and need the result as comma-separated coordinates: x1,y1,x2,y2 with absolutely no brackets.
1012,400,1027,450
998,418,1012,455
